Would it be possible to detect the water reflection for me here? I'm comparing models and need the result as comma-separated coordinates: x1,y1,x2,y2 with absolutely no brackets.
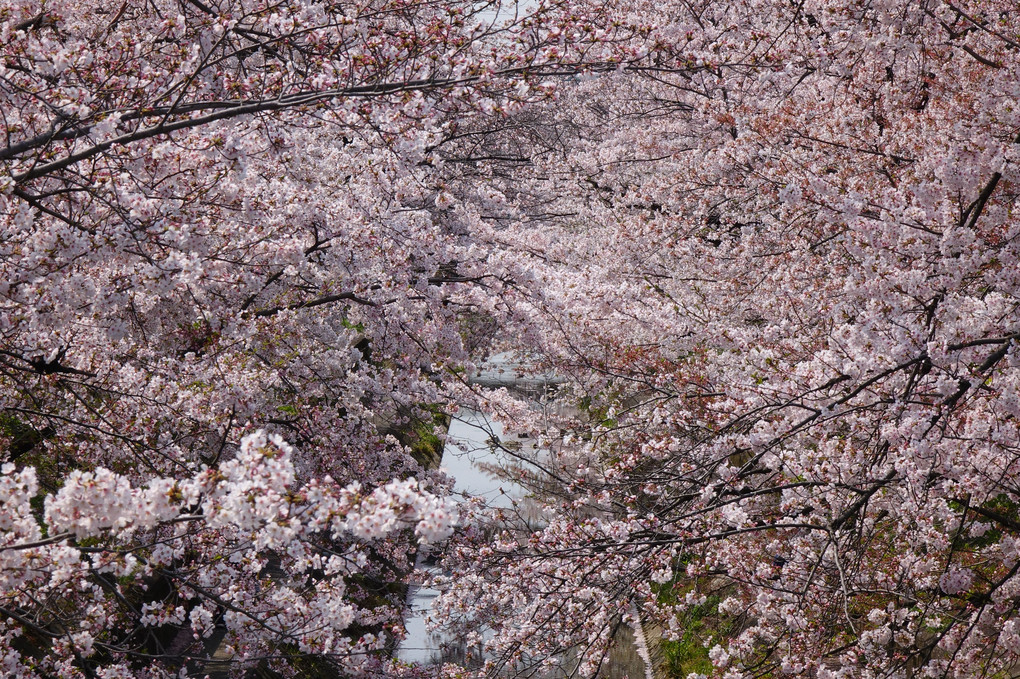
397,407,651,678
397,408,522,667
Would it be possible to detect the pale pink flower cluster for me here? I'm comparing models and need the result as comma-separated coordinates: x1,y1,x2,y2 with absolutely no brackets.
3,432,459,550
344,477,459,544
938,568,974,596
44,468,192,539
1,431,459,676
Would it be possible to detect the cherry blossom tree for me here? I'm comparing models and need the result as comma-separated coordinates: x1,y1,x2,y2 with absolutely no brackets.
432,1,1020,678
9,0,1020,677
0,0,655,675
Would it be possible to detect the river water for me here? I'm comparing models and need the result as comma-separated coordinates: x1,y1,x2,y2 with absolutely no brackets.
397,408,536,667
396,402,652,678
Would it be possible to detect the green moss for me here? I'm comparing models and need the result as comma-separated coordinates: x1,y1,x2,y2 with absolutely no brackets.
341,317,367,333
659,594,734,679
392,405,449,469
663,629,715,678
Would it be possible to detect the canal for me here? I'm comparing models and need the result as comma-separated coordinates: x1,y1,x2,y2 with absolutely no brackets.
397,373,653,678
